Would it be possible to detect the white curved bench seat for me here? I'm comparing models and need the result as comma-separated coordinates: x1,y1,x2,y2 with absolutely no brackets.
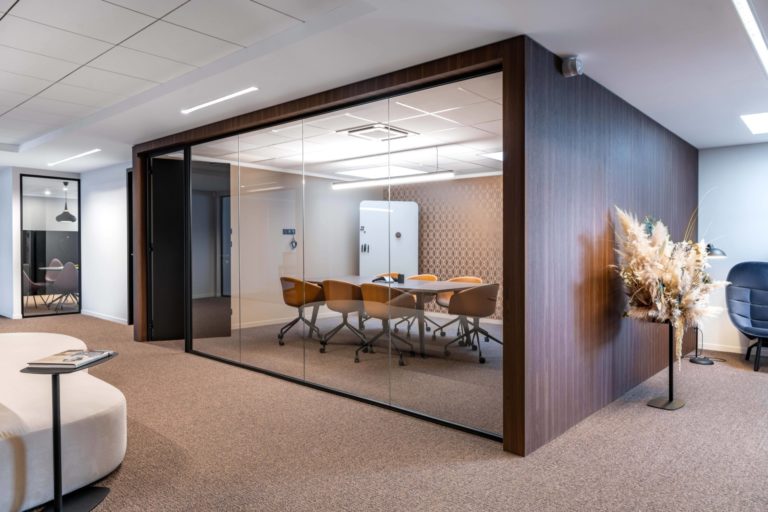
0,333,126,512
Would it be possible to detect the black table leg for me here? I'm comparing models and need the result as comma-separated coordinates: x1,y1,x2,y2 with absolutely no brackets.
417,294,425,357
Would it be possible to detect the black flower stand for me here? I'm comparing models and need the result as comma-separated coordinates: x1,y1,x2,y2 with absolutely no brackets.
647,322,685,410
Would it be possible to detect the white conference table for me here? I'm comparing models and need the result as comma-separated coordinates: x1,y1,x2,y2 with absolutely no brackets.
308,275,484,356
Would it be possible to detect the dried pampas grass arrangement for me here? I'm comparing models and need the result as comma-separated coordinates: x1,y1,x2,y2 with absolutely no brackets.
613,207,726,365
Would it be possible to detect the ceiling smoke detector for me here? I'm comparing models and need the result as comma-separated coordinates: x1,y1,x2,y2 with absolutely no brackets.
340,123,416,141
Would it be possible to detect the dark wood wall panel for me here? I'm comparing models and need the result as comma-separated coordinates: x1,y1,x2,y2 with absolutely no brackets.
521,38,698,454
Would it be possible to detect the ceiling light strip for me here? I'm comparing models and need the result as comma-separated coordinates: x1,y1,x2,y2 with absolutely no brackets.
181,86,258,115
331,171,455,190
733,0,768,77
47,148,101,167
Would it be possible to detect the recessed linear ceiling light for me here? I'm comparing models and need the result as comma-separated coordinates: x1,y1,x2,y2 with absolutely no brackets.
332,171,455,190
181,86,258,115
47,148,101,166
337,166,425,179
338,123,416,142
741,112,768,134
733,0,768,77
481,152,504,161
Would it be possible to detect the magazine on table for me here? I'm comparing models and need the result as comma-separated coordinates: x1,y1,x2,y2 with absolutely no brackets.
27,349,114,369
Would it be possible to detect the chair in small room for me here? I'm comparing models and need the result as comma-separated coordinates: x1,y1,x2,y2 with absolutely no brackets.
726,262,768,371
320,280,367,352
49,262,79,312
431,276,483,340
444,283,501,364
357,283,416,366
393,274,440,336
22,271,47,308
45,258,63,285
277,277,324,345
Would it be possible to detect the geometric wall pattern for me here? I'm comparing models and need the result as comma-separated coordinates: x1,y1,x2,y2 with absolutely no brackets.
391,175,503,319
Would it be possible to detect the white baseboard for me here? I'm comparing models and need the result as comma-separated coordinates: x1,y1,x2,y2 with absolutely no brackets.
81,310,128,325
700,342,744,355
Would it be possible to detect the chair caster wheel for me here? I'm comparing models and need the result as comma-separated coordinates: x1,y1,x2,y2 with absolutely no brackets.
426,326,431,332
278,340,285,346
354,357,360,363
440,331,446,337
484,336,489,342
398,356,405,366
319,347,326,353
444,350,450,357
479,357,486,364
471,345,478,351
410,351,416,357
362,347,369,353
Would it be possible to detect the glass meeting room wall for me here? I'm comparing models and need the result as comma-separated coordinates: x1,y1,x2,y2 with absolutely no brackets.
189,72,504,436
20,175,81,317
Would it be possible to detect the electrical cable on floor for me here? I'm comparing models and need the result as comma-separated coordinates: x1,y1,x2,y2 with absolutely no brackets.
687,328,728,362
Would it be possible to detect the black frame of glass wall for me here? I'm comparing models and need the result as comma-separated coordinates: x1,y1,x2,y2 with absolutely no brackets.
19,174,82,318
141,70,505,444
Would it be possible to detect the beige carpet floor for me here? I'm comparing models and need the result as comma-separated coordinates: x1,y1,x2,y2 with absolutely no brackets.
2,314,768,511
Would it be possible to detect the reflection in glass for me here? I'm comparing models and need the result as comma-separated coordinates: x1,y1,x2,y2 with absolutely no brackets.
189,72,504,435
21,176,80,317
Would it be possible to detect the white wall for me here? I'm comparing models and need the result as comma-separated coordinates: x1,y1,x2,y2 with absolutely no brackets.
699,142,768,354
0,168,16,318
80,163,130,324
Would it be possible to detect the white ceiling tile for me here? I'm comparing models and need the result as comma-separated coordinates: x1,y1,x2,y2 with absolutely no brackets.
430,126,496,145
12,0,154,44
39,83,125,108
106,0,189,18
122,21,241,67
474,119,502,135
268,122,326,139
0,89,31,112
0,70,52,96
166,0,297,47
20,96,98,118
5,103,77,126
0,0,15,12
89,46,196,82
391,114,460,134
0,46,79,81
460,73,502,101
255,0,348,21
0,117,55,143
238,131,292,148
395,85,486,112
441,101,502,126
305,112,380,131
61,67,157,96
0,16,112,64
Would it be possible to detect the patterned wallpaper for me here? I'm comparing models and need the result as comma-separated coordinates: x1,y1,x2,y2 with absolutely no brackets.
390,176,503,319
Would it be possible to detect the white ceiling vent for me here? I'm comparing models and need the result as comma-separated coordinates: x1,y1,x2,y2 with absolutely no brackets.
340,123,416,141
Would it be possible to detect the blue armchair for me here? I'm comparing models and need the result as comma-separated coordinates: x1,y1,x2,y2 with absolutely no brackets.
726,262,768,371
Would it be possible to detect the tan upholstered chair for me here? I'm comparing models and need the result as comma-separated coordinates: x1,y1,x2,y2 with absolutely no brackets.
321,280,366,352
356,283,416,365
432,276,483,339
445,283,501,364
278,277,325,344
394,274,440,335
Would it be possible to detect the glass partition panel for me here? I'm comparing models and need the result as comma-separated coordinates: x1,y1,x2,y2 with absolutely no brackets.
236,122,305,379
190,138,241,360
21,176,80,317
302,101,393,402
386,73,504,434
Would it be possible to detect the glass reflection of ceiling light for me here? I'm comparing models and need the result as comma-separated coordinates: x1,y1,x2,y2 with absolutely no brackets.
740,112,768,134
181,86,258,115
339,123,415,141
337,166,425,179
733,0,768,77
393,102,460,124
481,152,504,161
332,171,455,190
47,148,101,166
44,189,51,195
241,185,284,193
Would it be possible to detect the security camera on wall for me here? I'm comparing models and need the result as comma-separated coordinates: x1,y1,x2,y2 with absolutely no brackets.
561,55,584,78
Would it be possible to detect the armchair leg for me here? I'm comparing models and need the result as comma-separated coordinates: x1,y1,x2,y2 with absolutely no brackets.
747,342,755,361
755,339,763,372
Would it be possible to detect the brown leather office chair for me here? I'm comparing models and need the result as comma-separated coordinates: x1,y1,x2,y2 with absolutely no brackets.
393,274,440,335
445,283,501,364
278,277,324,345
321,280,366,352
357,283,416,366
432,276,483,339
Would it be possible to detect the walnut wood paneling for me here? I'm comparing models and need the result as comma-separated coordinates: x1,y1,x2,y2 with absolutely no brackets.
521,38,698,454
132,153,147,341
